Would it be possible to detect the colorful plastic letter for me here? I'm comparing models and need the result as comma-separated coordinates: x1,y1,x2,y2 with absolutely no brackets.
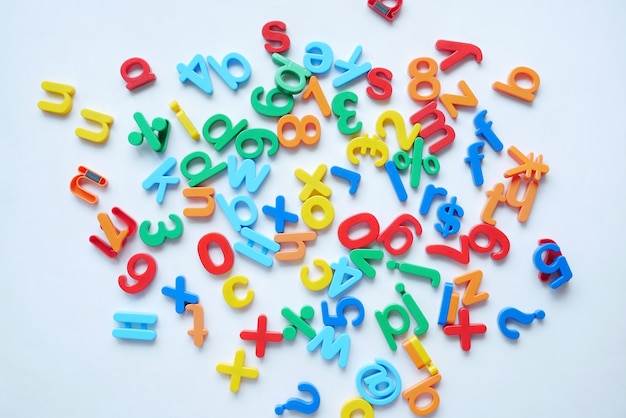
206,52,251,91
435,40,483,71
402,374,442,416
387,260,440,287
169,100,200,140
183,187,215,217
439,80,478,119
303,41,334,75
368,0,403,21
227,155,270,193
533,242,573,289
330,166,361,195
473,109,503,152
409,101,455,154
202,113,248,152
385,161,408,201
262,21,290,54
89,207,137,258
453,270,489,306
38,81,75,114
465,142,485,186
493,66,541,102
198,232,234,275
70,165,107,204
272,53,311,95
176,54,213,94
120,57,156,90
215,194,258,232
403,335,438,376
419,184,448,215
366,67,393,100
222,275,254,308
295,164,331,201
75,109,114,143
300,259,333,291
274,231,317,261
306,326,351,368
333,46,372,88
142,157,180,204
349,249,384,278
185,303,208,347
341,398,374,418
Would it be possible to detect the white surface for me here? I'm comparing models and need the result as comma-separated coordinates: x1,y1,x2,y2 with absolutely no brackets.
1,1,625,417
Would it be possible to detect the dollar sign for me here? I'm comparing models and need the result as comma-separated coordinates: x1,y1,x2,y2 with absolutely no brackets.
435,197,464,238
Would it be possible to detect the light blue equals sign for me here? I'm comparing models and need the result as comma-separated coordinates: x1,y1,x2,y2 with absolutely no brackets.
113,312,158,341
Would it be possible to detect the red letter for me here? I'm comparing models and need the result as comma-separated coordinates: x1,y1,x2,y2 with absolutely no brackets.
366,67,393,100
262,21,290,54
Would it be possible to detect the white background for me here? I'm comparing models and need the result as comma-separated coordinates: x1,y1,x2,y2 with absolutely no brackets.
2,1,625,417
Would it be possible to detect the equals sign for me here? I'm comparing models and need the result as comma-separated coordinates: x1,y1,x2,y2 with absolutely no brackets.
112,312,158,341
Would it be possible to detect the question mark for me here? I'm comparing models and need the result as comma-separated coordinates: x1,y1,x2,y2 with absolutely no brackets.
497,307,545,339
275,382,321,415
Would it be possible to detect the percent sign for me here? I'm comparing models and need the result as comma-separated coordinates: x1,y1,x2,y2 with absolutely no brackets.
393,137,440,188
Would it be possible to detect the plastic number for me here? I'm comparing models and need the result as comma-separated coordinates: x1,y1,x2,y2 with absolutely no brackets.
118,253,157,294
321,297,365,327
337,213,380,250
332,91,362,135
425,223,510,263
302,76,331,117
376,110,421,151
277,114,321,148
197,232,234,275
139,214,184,247
468,223,510,261
376,214,422,256
250,86,294,117
407,57,441,102
202,113,248,152
337,213,422,256
235,128,279,159
426,235,471,264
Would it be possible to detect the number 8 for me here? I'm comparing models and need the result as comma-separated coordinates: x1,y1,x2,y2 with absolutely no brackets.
277,114,321,148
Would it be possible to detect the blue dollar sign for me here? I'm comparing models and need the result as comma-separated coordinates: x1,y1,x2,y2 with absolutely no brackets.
435,196,464,238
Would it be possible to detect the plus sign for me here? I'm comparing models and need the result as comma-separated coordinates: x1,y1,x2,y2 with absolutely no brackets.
240,314,284,357
161,275,199,314
443,307,486,351
262,195,299,233
216,348,259,393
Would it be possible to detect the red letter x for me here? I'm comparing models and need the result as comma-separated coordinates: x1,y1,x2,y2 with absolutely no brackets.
443,307,486,351
240,314,284,358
